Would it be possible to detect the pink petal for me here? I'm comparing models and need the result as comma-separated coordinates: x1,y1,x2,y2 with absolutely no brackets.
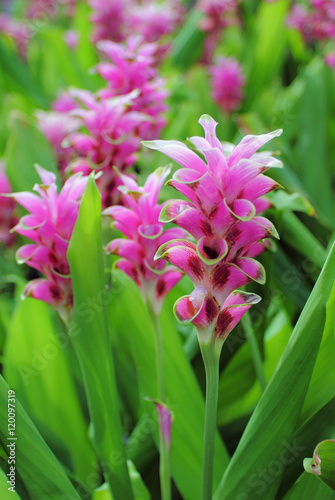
227,129,282,167
240,174,280,201
115,259,142,287
214,291,261,340
8,192,44,215
228,198,256,221
160,200,212,240
106,238,144,265
198,114,224,152
142,140,207,174
197,236,228,265
102,206,140,239
174,290,219,327
35,165,57,186
226,216,278,258
155,239,204,285
23,279,64,305
154,267,184,301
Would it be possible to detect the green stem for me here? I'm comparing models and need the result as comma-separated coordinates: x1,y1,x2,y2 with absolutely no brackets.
199,341,220,500
146,300,171,500
242,312,267,391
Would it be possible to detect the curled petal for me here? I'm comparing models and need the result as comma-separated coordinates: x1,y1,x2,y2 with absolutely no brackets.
138,223,163,240
154,267,184,301
160,200,212,240
115,259,142,287
142,139,207,174
196,236,228,265
226,216,278,258
102,205,139,239
214,291,261,341
174,289,219,328
35,165,57,186
23,279,64,305
226,198,256,221
155,239,204,285
198,114,224,152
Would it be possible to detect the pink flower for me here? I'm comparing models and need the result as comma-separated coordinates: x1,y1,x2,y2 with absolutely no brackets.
63,89,149,207
89,0,130,43
287,1,335,44
95,36,169,139
127,0,185,43
144,115,282,345
64,30,79,50
0,14,31,59
103,166,186,314
209,57,245,114
10,166,91,322
196,0,238,62
0,162,17,247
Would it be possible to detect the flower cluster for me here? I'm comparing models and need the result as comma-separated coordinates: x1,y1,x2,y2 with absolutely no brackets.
144,115,282,346
287,0,335,62
11,166,90,322
0,13,31,59
89,0,184,46
196,0,239,63
103,166,186,314
26,0,76,21
95,36,169,139
0,162,17,247
209,57,245,114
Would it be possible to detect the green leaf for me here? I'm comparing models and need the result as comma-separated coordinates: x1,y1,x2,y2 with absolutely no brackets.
110,271,229,500
67,175,134,500
268,191,315,216
0,468,22,500
4,112,60,192
93,461,151,500
214,242,335,500
172,10,206,68
0,375,80,499
304,440,335,491
3,297,97,483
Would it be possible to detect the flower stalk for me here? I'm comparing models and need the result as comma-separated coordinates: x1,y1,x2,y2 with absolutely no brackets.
199,340,220,500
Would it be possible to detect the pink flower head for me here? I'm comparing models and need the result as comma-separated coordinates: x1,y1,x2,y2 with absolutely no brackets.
0,14,31,59
144,115,282,347
209,57,245,114
63,88,150,207
0,162,18,247
10,166,91,322
287,1,335,43
89,0,131,43
196,0,238,62
325,51,335,68
27,0,76,21
127,0,185,43
103,166,187,314
95,36,169,139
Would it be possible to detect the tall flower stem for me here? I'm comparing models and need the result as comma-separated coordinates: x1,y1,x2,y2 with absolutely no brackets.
242,312,267,391
199,340,220,500
146,299,171,500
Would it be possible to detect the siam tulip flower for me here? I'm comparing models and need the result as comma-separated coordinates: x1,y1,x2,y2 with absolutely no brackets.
287,0,335,44
0,162,18,247
26,0,76,20
103,166,186,314
144,115,282,348
62,88,150,207
144,115,283,499
10,165,91,323
209,56,245,114
95,36,169,139
0,14,31,59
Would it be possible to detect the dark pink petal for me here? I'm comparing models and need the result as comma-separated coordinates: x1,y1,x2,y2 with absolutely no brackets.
227,198,256,221
226,216,278,258
236,257,266,284
155,239,204,285
102,206,140,239
160,200,212,240
142,140,207,174
183,171,222,214
23,279,64,305
174,289,219,327
210,200,234,235
7,191,44,215
214,291,261,340
197,236,228,265
253,197,272,214
154,267,184,301
115,259,142,287
166,178,198,206
227,129,282,167
155,402,173,449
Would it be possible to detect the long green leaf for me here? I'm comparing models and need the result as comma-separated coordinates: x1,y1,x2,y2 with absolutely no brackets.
214,242,335,500
0,375,80,499
67,175,134,500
